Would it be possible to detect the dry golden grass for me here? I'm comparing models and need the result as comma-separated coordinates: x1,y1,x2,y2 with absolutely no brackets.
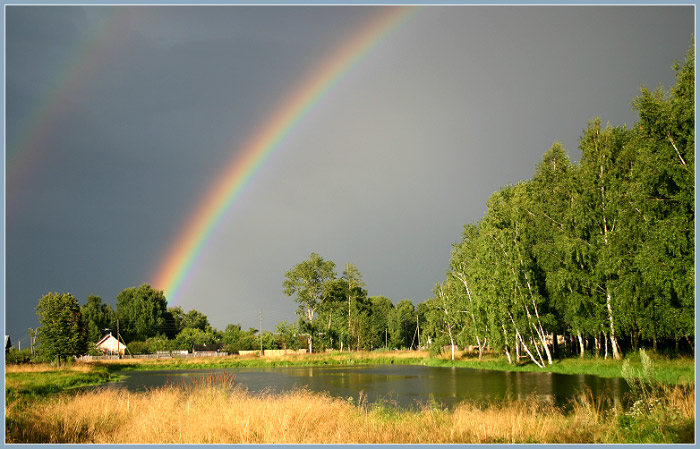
7,381,694,444
5,362,95,374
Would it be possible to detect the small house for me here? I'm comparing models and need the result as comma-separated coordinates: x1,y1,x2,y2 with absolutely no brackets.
96,333,127,355
192,343,220,356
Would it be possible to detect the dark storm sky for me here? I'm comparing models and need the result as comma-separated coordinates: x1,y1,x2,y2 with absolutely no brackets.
4,4,694,347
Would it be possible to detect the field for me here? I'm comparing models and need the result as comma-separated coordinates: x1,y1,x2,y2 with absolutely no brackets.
5,351,695,444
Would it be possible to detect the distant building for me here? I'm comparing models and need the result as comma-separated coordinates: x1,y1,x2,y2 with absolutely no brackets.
192,343,221,356
5,335,12,354
96,333,127,355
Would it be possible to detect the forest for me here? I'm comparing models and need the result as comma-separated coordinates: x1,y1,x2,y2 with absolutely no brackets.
18,44,694,366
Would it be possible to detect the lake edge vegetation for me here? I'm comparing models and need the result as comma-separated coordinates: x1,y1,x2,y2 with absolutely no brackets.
5,355,694,444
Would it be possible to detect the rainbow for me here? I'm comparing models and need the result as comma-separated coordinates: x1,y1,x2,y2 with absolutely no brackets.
152,6,418,303
7,8,125,209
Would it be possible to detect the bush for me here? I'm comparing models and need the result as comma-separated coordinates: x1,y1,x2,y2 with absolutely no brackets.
127,341,150,355
6,348,32,364
145,336,172,353
429,336,450,358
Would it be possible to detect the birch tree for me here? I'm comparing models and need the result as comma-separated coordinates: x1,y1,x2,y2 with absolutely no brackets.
283,253,336,353
576,119,632,360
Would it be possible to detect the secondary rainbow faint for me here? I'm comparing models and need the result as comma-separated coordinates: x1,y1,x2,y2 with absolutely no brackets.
6,7,125,209
151,6,419,304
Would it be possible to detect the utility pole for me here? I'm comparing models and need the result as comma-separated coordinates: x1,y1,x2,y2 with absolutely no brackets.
117,319,121,359
259,308,263,355
416,315,420,349
29,328,37,358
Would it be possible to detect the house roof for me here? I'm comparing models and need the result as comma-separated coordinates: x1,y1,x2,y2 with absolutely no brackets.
96,333,117,346
5,335,11,349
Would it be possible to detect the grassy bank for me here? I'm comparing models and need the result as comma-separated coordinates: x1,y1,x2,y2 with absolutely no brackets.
6,377,694,444
5,363,114,400
102,349,694,386
424,352,695,385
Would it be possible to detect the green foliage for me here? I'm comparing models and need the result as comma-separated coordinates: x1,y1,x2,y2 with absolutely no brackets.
126,336,175,355
81,295,114,344
283,253,337,352
6,348,32,364
86,342,103,356
126,340,151,355
260,331,279,350
422,43,694,364
622,349,659,404
369,296,394,349
181,309,210,331
36,292,88,359
172,327,221,350
221,324,258,352
388,299,416,349
146,335,174,353
115,284,169,343
274,321,302,350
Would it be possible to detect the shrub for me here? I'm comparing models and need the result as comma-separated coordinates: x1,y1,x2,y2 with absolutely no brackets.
6,348,32,364
127,341,150,355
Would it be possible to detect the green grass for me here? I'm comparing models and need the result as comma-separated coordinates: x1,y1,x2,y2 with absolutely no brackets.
5,366,114,401
425,353,694,385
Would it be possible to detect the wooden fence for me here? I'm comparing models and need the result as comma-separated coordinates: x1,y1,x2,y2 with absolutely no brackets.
78,352,229,361
78,348,309,361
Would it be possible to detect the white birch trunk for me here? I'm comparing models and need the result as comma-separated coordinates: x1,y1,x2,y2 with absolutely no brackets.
516,329,543,368
502,324,513,365
508,312,543,368
453,271,487,361
604,332,608,359
606,291,621,360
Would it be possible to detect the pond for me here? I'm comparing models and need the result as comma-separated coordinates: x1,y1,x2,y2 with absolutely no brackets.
100,364,629,411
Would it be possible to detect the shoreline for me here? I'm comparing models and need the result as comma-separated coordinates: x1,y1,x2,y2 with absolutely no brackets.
92,349,694,385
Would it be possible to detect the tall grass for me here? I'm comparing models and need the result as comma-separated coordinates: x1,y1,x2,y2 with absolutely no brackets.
5,362,96,373
6,379,694,444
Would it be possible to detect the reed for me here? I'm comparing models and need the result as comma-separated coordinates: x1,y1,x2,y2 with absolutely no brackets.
6,380,693,444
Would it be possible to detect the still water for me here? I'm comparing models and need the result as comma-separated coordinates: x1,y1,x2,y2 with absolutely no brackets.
102,364,629,410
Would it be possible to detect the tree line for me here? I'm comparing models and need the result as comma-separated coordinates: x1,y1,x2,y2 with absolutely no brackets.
421,43,695,363
28,273,424,361
20,44,693,365
29,285,298,361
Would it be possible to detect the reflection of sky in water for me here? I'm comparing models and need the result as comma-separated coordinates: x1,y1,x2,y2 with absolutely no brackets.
102,365,629,411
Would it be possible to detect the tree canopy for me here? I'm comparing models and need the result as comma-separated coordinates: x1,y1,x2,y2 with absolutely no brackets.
36,292,87,360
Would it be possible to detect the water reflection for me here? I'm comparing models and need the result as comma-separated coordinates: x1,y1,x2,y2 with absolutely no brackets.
100,364,629,411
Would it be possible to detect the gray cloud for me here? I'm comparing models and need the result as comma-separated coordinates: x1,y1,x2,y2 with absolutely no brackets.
5,5,693,347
